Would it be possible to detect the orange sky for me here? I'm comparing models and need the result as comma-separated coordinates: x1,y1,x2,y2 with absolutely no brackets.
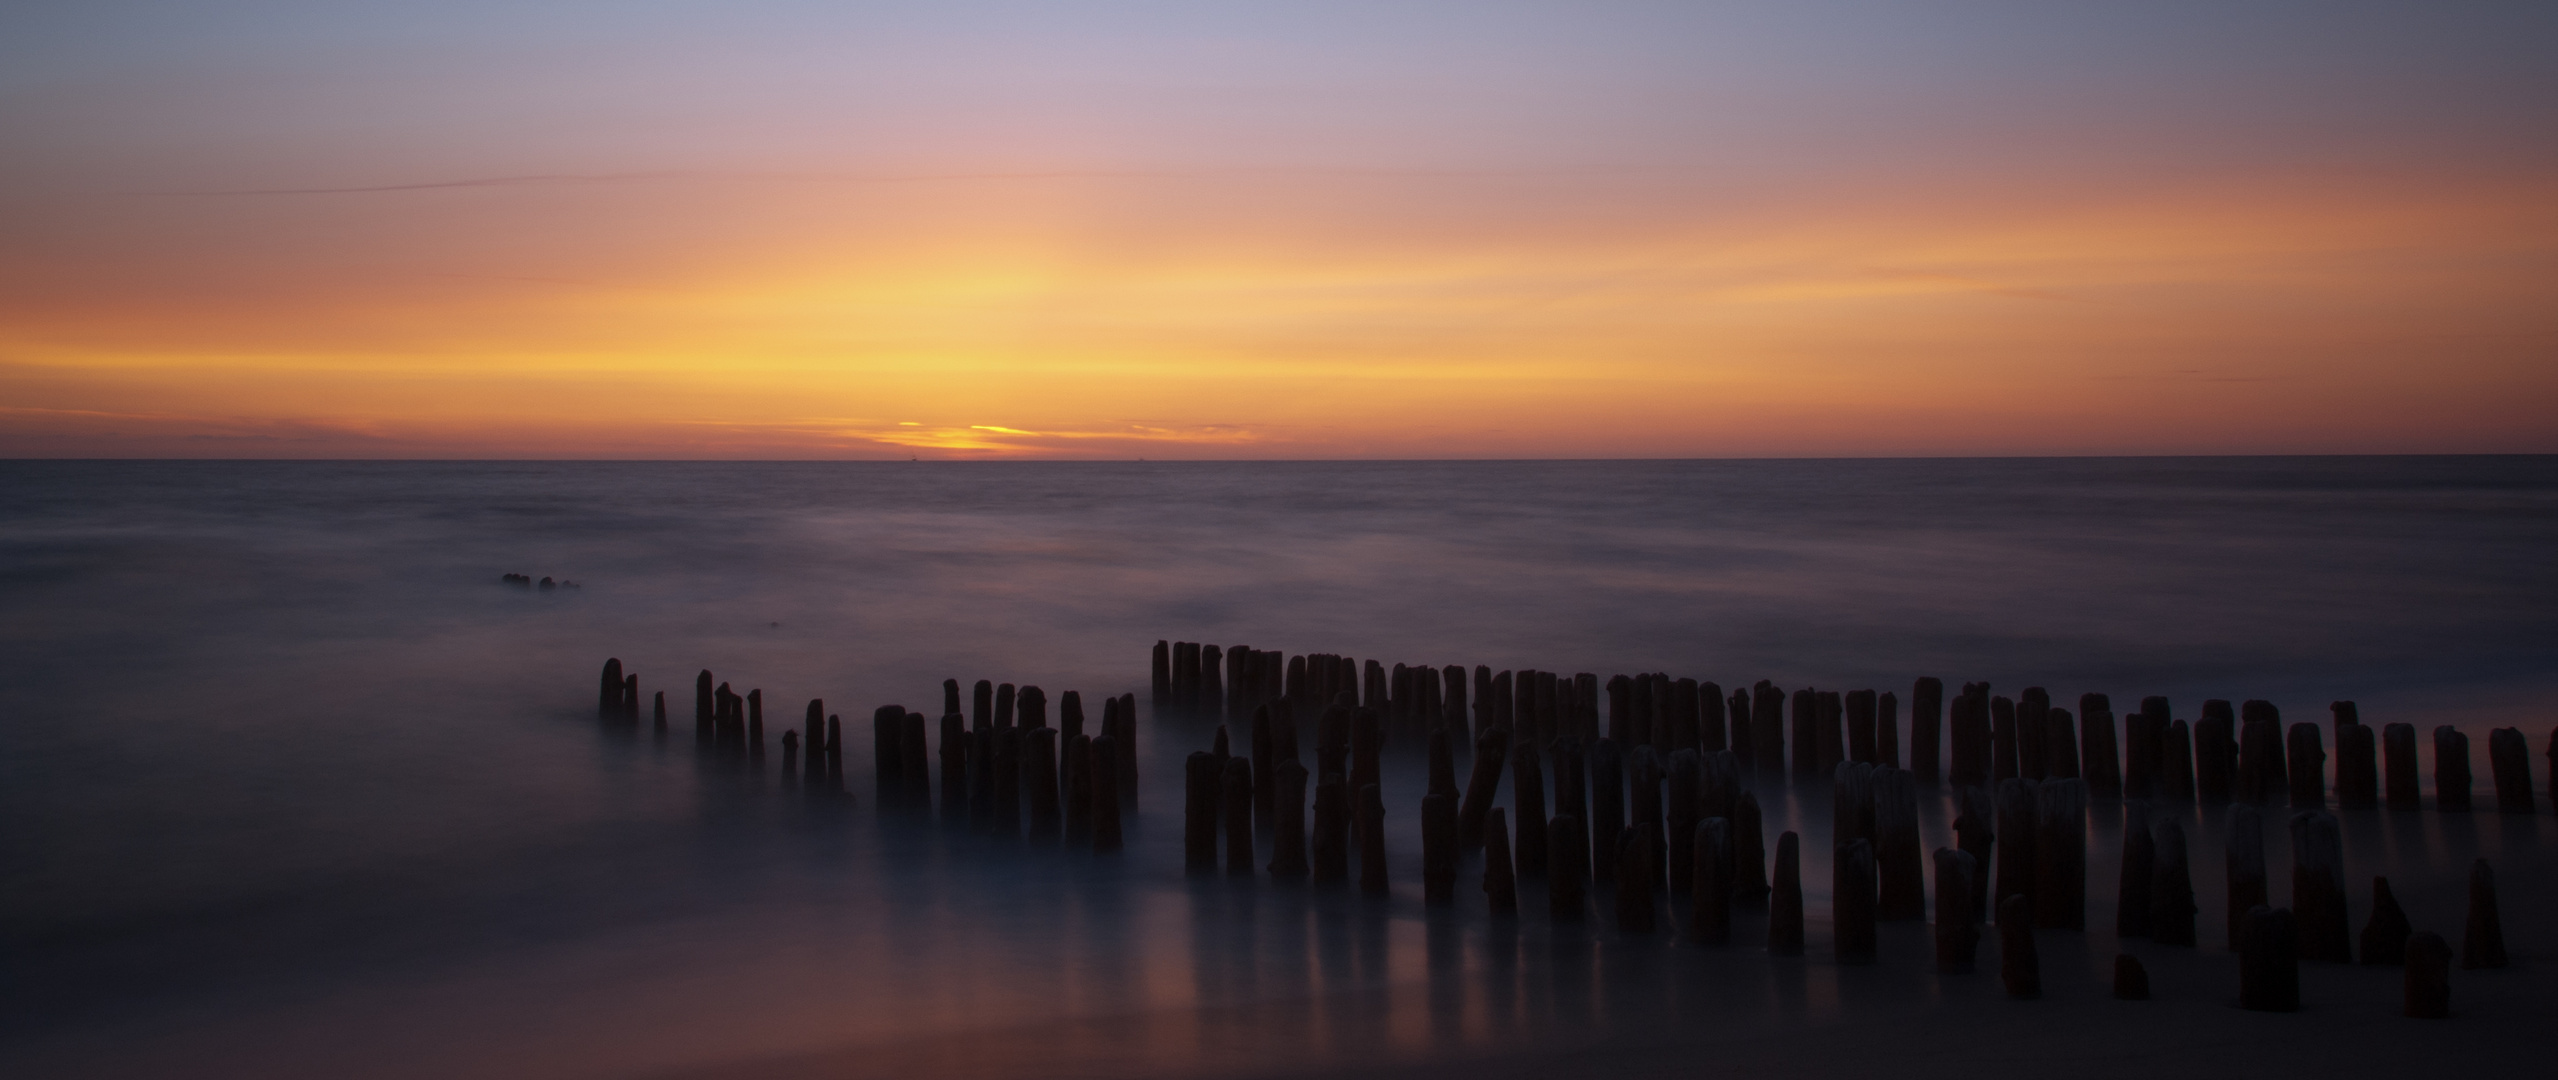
4,2,2554,458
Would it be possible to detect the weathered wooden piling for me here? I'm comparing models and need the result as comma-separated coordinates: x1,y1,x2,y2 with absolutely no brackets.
1847,689,1877,764
2018,689,2050,781
2160,719,2194,802
2000,895,2040,998
1590,738,1624,884
2227,806,2267,951
2239,905,2300,1011
1185,752,1220,872
943,678,962,720
2290,810,2349,962
1311,775,1348,884
1423,791,1457,904
826,714,844,786
2034,779,2086,930
2360,876,2409,966
1791,688,1819,778
747,690,765,754
1549,815,1586,920
1815,690,1845,774
974,679,994,732
2435,726,2472,811
2462,858,2505,969
1991,694,2019,784
2337,720,2378,809
1618,827,1658,935
2151,818,2197,947
653,691,665,732
1952,684,1991,789
1513,737,1548,878
599,658,624,718
1694,818,1734,945
1172,642,1199,719
1358,784,1389,895
1953,785,1995,923
2113,955,2150,999
1268,758,1309,878
1091,734,1123,853
2046,706,2078,781
1484,808,1519,915
1836,838,1877,964
2080,694,2119,797
991,728,1022,839
1935,848,1979,972
1202,646,1225,725
1153,641,1171,712
1912,678,1944,782
1458,724,1509,850
874,704,906,803
2240,701,2287,803
1832,762,1876,915
805,698,825,769
1064,733,1094,844
2382,722,2420,810
1994,778,2039,921
1255,706,1281,831
2196,700,2236,802
2125,696,2163,798
2404,931,2451,1018
995,682,1017,732
1702,680,1729,753
782,729,801,776
1223,757,1253,875
1769,831,1803,955
2489,727,2532,812
1753,682,1787,778
941,713,968,818
968,724,995,831
1735,790,1770,902
695,671,715,741
1629,746,1665,890
1667,750,1701,897
1115,693,1139,808
2117,802,2155,939
2287,723,2326,809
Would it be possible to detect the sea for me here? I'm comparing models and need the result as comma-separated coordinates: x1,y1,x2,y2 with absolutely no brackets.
3,457,2552,1078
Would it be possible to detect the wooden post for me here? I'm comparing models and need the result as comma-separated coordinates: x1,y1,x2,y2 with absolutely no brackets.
1548,815,1586,921
1616,826,1656,935
1152,640,1171,712
2238,703,2285,804
943,678,962,720
2226,806,2267,951
2435,726,2472,811
1423,791,1457,904
2290,810,2349,962
1753,681,1787,778
1693,818,1733,945
1768,831,1802,955
1994,778,2039,923
1092,734,1123,853
902,712,930,808
1877,690,1899,768
2462,858,2505,969
782,729,801,777
1224,757,1254,876
941,713,968,820
1027,727,1060,841
1117,693,1140,810
653,691,665,733
1991,694,2018,783
1350,707,1382,804
598,658,623,718
1552,736,1589,892
1912,677,1944,784
1702,680,1729,753
2287,723,2326,809
1667,750,1700,898
2337,720,2378,810
2000,895,2040,998
1792,688,1818,778
874,704,905,803
2238,905,2299,1012
1458,725,1509,851
1484,809,1518,916
1629,746,1664,891
1253,703,1277,831
2383,722,2420,810
2150,818,2196,947
1512,736,1547,879
2489,727,2533,812
2046,706,2078,780
991,728,1021,840
1951,684,1990,788
2160,719,2194,802
1877,767,1924,921
2018,688,2049,781
2117,801,2154,939
1735,790,1770,902
2034,779,2086,930
2081,693,2119,797
1357,783,1387,896
2125,696,2163,798
1934,847,1979,973
1064,733,1093,845
995,683,1017,733
1816,690,1844,774
2196,700,2235,802
1954,785,1995,923
1591,738,1624,886
1846,689,1877,764
1202,645,1224,725
1311,774,1348,884
1836,838,1877,964
2360,875,2409,966
1729,687,1755,771
695,671,714,742
2404,932,2451,1018
1270,759,1309,878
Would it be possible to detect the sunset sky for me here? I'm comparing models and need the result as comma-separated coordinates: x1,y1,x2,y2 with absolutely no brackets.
3,1,2553,458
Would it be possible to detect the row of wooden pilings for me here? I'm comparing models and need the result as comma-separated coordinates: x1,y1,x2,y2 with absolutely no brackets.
1152,642,2526,1018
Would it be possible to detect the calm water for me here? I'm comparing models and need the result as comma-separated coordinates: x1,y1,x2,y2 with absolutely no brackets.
3,458,2553,1078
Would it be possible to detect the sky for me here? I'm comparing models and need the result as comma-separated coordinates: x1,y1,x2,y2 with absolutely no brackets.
2,0,2553,458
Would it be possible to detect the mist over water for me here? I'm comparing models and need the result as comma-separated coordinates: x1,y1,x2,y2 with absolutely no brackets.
3,457,2553,1078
